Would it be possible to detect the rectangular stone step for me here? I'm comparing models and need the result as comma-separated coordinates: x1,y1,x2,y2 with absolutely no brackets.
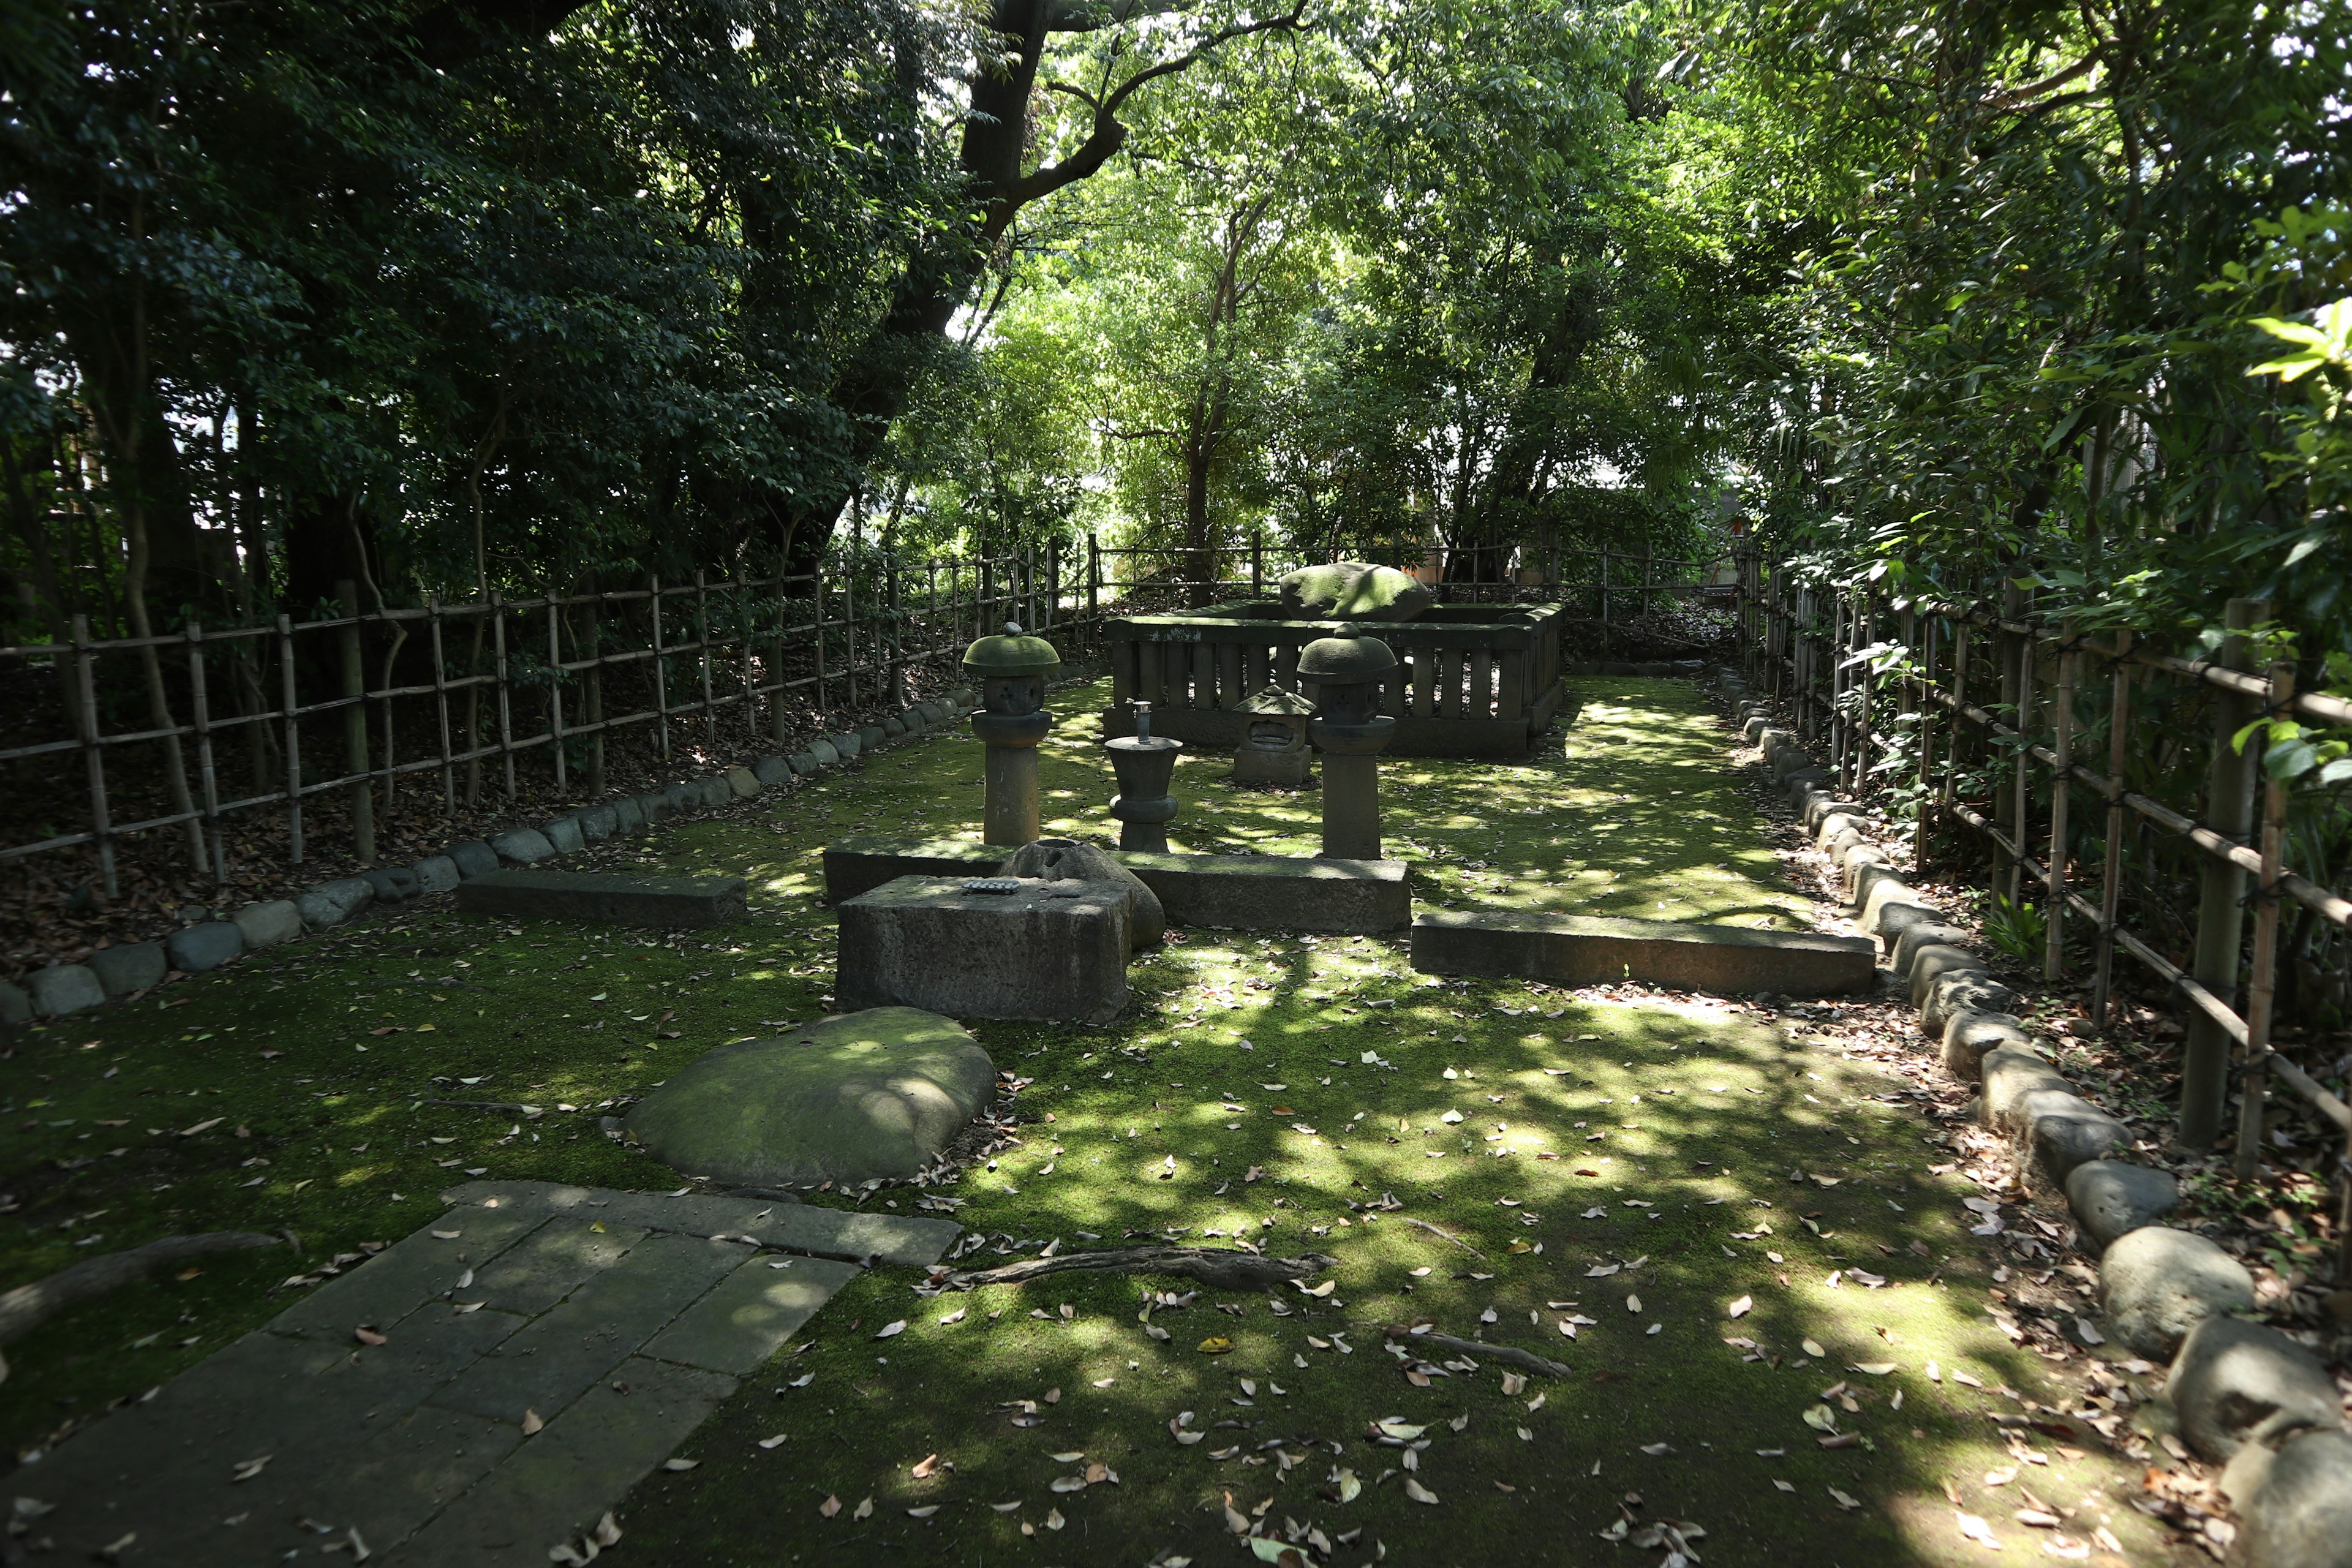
453,869,747,927
822,834,1006,902
1116,851,1411,933
440,1179,965,1267
1410,911,1877,995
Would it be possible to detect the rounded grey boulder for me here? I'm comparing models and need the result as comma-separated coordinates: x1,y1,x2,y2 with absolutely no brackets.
489,827,557,865
1941,1011,2032,1080
2230,1429,2352,1568
1911,944,1989,1005
578,804,620,840
788,750,821,775
87,941,167,997
884,716,907,739
413,855,462,894
857,724,886,750
753,756,794,786
829,731,862,760
2101,1225,2255,1360
363,865,420,903
299,877,376,930
807,739,841,768
29,963,107,1017
0,982,29,1027
167,921,245,973
2169,1315,2345,1461
1894,924,1974,978
628,1006,995,1188
611,796,647,832
448,840,501,878
2065,1161,2179,1253
694,775,731,807
542,815,587,854
1924,972,2019,1037
233,899,304,950
1001,837,1166,948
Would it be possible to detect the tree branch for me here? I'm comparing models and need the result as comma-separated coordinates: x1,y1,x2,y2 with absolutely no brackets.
1985,55,2099,114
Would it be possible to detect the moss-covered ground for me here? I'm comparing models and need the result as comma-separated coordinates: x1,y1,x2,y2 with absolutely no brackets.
0,676,2184,1564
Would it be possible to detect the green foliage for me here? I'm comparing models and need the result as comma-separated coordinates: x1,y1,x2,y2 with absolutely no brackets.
1983,894,2048,968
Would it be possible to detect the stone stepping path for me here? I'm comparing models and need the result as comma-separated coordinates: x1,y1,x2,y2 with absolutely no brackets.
18,1182,960,1565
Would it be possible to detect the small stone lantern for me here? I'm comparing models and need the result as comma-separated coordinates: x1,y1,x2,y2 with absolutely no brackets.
1300,627,1398,859
1232,685,1314,786
964,622,1060,845
1106,700,1183,853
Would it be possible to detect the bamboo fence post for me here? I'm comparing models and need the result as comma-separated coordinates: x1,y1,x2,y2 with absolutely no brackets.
889,553,908,704
650,574,672,761
1913,605,1936,860
186,622,225,886
278,612,303,865
2092,633,2133,1025
1599,546,1611,657
2045,619,2078,981
814,560,829,715
430,595,454,814
492,592,515,800
1947,619,1969,819
336,581,375,862
695,570,716,743
583,587,605,797
69,616,118,897
2181,597,2267,1148
2234,660,2297,1179
846,564,861,710
547,593,567,792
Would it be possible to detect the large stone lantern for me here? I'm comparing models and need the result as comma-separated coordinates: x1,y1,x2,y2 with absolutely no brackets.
1300,627,1397,859
1106,700,1183,853
965,622,1060,845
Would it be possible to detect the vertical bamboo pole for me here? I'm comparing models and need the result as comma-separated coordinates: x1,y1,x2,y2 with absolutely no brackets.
1599,547,1611,658
336,581,375,862
813,561,829,715
695,570,716,744
584,587,605,797
71,616,118,897
1947,620,1969,820
2181,597,2266,1148
845,566,860,710
1088,533,1101,625
2234,661,2297,1180
186,623,225,886
1913,605,1935,861
279,612,303,865
430,596,454,815
547,595,567,792
1994,584,2024,900
650,575,672,761
2092,632,2133,1025
492,592,515,800
2044,620,2078,981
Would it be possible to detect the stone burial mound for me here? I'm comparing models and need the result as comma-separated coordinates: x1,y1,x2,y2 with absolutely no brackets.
1276,560,1433,622
627,1007,995,1188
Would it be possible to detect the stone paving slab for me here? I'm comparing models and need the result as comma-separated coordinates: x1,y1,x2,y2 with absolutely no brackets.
440,1178,965,1267
1410,909,1879,995
453,867,749,928
16,1182,910,1565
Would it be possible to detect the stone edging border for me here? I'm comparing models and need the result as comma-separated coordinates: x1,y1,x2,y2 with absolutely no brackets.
1713,669,2352,1562
0,689,981,1030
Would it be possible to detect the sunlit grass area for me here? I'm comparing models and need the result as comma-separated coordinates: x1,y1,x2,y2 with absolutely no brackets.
0,677,2183,1564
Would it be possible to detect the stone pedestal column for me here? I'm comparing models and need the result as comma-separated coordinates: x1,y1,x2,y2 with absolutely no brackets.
973,709,1052,845
1107,736,1183,852
1300,627,1398,861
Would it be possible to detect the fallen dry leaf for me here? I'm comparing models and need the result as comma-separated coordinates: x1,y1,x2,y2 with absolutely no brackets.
819,1495,842,1518
1403,1477,1441,1505
1727,1295,1753,1319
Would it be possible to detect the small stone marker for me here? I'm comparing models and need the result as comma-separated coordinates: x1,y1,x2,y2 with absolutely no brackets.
838,875,1130,1022
627,1008,996,1187
455,869,748,929
1411,911,1876,995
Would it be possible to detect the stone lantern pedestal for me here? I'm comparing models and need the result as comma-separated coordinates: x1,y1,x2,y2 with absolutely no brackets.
1232,685,1314,786
964,624,1061,846
1301,628,1398,860
1106,702,1182,853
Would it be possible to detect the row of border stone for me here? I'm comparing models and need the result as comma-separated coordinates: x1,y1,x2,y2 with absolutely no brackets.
1720,673,2351,1567
0,690,979,1030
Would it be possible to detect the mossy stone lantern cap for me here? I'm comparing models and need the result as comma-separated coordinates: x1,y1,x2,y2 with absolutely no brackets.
964,622,1060,845
1297,625,1398,727
1299,625,1396,860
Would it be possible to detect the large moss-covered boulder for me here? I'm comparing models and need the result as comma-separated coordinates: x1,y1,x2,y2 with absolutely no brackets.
1001,836,1166,947
628,1007,995,1187
1277,562,1432,623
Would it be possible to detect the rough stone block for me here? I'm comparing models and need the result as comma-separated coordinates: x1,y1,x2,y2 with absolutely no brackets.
725,765,762,798
2101,1225,2256,1360
1941,1010,2032,1079
490,827,558,865
639,1254,863,1376
660,780,695,812
857,724,886,750
29,963,107,1017
1782,767,1832,797
448,839,501,878
234,899,304,950
1410,911,1877,996
1004,838,1165,947
1978,1044,2068,1133
86,941,167,997
611,795,646,832
2227,1428,2352,1568
829,731,862,759
884,716,907,739
788,750,820,775
1857,878,1926,937
1818,812,1868,849
363,865,420,903
2170,1315,2346,1461
1875,900,1944,954
456,869,748,929
630,1008,995,1189
2065,1161,2179,1253
1923,971,2020,1036
1910,943,1989,1005
1801,796,1865,832
578,803,620,841
542,815,586,854
298,877,375,932
753,755,793,786
1118,851,1411,935
441,1179,963,1267
1821,827,1863,864
413,854,461,894
2020,1091,2128,1187
695,774,731,807
167,919,244,972
1845,862,1905,916
0,982,28,1027
837,875,1131,1022
824,835,1007,903
807,739,840,767
1894,924,1974,978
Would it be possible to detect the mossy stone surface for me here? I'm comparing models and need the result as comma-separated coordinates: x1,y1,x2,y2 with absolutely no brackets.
627,1006,994,1186
1276,561,1433,622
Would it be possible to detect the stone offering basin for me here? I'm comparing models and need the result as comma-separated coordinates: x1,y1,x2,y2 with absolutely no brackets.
1101,600,1569,757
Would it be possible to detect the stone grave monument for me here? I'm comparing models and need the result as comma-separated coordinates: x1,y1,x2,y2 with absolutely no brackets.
1232,685,1314,786
837,873,1131,1022
1302,626,1398,859
965,623,1059,845
1105,699,1182,852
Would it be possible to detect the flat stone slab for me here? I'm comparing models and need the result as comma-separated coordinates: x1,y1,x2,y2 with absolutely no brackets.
626,1008,997,1188
13,1178,916,1566
824,834,1007,902
838,875,1131,1022
1117,851,1412,934
1409,911,1877,995
454,869,747,929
